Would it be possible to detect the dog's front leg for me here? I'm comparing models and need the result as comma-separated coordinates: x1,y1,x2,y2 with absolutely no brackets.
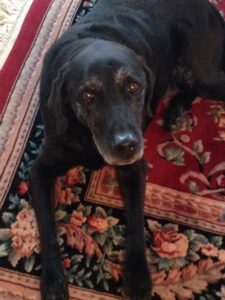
30,149,69,300
116,160,152,300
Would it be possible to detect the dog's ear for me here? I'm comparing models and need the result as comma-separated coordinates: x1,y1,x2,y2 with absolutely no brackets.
138,56,155,118
47,39,93,135
47,64,69,135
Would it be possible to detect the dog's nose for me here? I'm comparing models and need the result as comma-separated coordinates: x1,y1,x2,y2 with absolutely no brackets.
113,133,138,157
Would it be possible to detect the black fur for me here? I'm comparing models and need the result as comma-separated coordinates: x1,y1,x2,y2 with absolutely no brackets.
30,0,225,299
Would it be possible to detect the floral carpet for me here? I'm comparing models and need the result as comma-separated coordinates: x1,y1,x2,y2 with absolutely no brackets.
0,0,225,299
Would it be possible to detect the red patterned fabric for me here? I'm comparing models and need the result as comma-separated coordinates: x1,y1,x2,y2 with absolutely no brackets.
145,98,225,197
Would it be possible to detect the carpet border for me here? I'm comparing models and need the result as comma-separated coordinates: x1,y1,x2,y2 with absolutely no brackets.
0,0,82,207
0,267,121,300
86,166,225,235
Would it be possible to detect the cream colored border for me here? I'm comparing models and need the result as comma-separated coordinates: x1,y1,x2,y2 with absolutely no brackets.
0,268,121,300
86,168,225,235
0,0,33,69
0,0,82,205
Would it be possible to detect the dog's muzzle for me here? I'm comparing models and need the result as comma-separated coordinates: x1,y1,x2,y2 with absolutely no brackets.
95,131,144,166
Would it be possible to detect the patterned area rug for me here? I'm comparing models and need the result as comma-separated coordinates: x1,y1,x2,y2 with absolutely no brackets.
0,0,225,299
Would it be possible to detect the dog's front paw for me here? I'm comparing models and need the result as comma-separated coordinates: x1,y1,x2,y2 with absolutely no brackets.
41,263,69,300
123,259,152,300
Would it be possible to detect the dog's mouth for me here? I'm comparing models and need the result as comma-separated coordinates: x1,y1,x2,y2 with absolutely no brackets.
107,149,144,166
98,147,144,166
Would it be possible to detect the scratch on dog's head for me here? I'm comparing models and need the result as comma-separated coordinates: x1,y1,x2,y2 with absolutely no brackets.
48,39,155,165
114,68,131,86
84,75,104,91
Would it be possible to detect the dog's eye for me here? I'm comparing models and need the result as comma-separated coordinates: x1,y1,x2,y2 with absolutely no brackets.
127,82,141,94
82,91,95,103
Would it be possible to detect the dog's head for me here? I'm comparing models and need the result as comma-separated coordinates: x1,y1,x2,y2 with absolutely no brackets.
48,39,155,166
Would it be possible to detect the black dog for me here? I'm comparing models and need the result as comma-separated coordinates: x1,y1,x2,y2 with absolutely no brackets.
30,0,225,299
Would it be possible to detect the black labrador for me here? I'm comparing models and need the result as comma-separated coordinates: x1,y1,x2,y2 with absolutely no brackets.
30,0,225,299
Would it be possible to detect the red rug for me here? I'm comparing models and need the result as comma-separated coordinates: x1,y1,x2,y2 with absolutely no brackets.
0,0,225,299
